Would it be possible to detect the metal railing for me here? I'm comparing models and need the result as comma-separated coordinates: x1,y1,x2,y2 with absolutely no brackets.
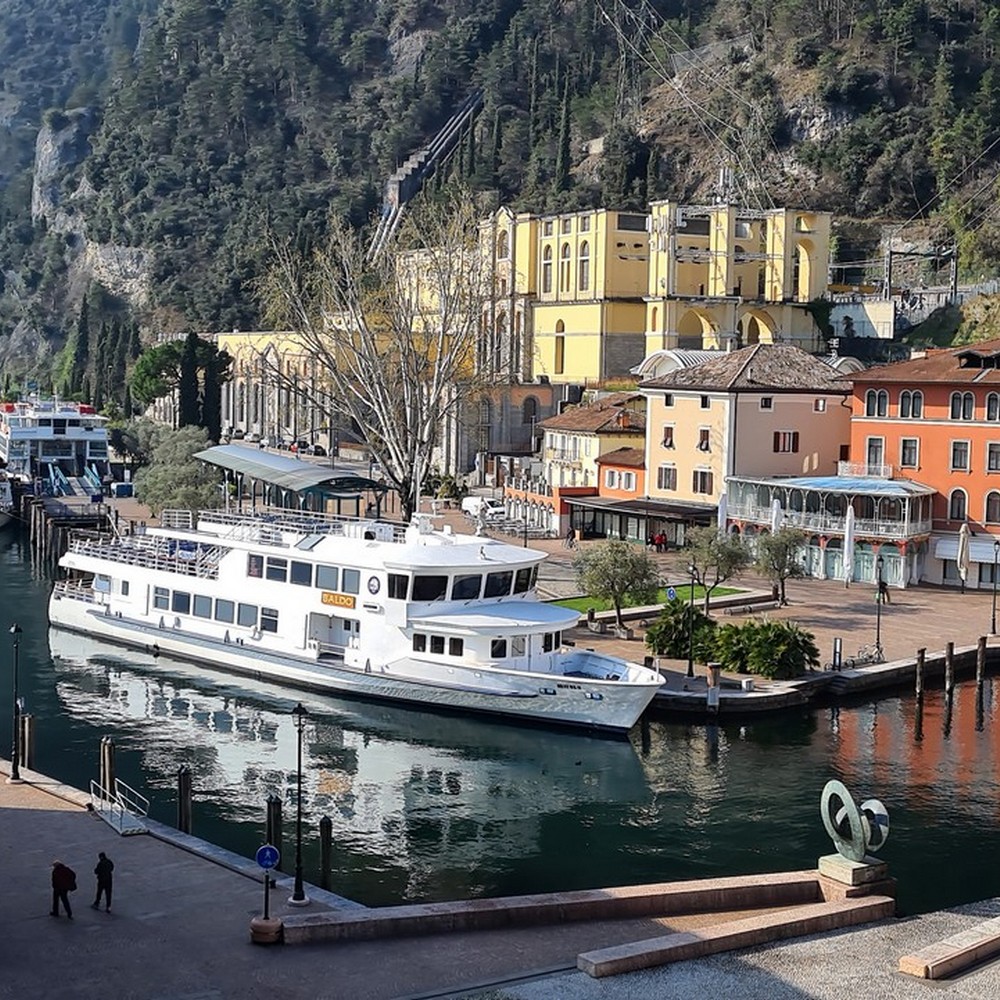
728,503,931,539
67,536,224,579
197,508,407,544
837,461,894,478
89,778,149,836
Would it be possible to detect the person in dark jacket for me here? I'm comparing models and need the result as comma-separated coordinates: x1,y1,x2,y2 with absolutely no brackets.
91,852,114,912
51,860,75,918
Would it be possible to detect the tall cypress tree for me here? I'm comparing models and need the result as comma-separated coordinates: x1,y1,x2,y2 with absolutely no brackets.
554,79,571,192
178,331,201,427
201,350,223,442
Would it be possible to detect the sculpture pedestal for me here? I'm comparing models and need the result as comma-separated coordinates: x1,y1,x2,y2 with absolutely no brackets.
818,854,888,886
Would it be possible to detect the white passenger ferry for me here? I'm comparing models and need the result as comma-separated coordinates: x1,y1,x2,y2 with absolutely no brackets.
49,508,663,732
0,475,14,529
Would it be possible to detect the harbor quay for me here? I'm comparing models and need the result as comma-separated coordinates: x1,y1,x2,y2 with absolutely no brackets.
5,759,1000,999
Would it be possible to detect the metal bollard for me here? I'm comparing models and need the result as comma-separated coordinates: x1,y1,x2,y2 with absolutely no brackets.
177,765,193,834
266,794,283,869
319,815,332,890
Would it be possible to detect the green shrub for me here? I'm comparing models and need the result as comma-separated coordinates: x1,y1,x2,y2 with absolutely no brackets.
645,598,716,661
742,620,819,680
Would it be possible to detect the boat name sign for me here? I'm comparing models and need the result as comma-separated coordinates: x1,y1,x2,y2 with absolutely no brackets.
322,591,356,609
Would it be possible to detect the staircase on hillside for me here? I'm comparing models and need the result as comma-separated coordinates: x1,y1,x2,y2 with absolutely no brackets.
368,90,483,261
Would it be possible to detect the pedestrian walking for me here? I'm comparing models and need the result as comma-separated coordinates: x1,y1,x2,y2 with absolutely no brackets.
564,526,576,549
877,579,891,604
91,851,114,913
50,860,76,919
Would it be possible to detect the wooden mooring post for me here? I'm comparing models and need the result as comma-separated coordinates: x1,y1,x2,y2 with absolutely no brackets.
915,647,925,700
319,815,332,890
177,765,193,834
945,642,955,698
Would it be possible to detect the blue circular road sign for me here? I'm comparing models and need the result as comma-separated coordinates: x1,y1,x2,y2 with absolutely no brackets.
256,844,280,870
667,587,677,601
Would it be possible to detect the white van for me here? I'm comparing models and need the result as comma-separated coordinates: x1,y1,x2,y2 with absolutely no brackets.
461,496,506,521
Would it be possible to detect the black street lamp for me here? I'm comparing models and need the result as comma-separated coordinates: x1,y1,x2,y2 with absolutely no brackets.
992,539,1000,636
875,555,885,653
289,702,310,906
687,563,696,679
9,623,22,783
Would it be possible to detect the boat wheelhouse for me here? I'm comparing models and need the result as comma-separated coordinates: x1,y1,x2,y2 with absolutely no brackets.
0,397,109,484
49,508,663,731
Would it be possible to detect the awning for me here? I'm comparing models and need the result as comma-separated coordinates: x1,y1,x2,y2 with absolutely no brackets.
194,445,385,495
934,537,1000,564
563,495,716,522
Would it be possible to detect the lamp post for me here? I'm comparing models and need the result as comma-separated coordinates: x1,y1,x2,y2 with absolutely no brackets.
875,555,884,652
992,539,1000,635
687,563,696,679
289,702,310,906
8,623,22,783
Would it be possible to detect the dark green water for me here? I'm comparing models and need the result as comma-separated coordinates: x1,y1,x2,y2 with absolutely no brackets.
2,529,997,913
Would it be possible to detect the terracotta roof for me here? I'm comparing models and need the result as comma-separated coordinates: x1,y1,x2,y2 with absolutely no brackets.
851,339,1000,384
596,447,645,468
638,344,851,393
539,395,646,433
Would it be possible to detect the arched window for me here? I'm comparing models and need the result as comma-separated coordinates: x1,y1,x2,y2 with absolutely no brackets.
951,391,975,420
578,241,590,292
876,389,888,416
496,230,509,260
554,320,565,375
988,393,1000,421
494,313,506,372
559,242,572,293
949,489,967,521
900,390,912,418
865,389,878,416
542,245,553,293
479,399,491,425
987,491,1000,523
910,390,923,418
651,306,658,331
523,397,538,425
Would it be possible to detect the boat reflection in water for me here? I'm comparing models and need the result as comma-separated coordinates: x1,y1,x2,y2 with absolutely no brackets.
48,626,650,903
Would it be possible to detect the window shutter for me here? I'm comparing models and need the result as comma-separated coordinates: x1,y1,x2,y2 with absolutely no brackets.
792,431,799,453
773,431,780,452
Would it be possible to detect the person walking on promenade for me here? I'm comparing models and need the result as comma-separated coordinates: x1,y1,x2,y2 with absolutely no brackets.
91,852,114,912
877,578,891,604
564,525,576,549
50,860,76,919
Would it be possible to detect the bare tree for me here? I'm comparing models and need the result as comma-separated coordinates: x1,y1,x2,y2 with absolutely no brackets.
257,192,496,521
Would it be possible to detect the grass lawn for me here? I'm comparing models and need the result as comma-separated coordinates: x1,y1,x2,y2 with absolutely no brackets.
554,585,741,614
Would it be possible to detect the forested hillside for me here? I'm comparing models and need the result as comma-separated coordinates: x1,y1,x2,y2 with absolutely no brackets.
2,0,1000,388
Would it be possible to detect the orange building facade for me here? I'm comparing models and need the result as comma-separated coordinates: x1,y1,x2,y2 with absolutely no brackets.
851,341,1000,588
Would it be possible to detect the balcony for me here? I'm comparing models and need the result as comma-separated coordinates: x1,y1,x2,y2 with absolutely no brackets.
728,502,931,540
837,461,894,479
505,477,554,498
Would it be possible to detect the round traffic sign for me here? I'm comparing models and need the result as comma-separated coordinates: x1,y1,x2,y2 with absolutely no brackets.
256,844,280,870
667,587,677,601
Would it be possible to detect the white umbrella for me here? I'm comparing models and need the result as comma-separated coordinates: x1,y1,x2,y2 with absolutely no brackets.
842,504,855,587
716,492,728,537
957,522,972,592
770,497,782,533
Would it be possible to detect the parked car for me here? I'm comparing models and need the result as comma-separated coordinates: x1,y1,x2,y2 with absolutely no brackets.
245,431,261,443
308,443,327,456
232,428,246,440
460,496,506,521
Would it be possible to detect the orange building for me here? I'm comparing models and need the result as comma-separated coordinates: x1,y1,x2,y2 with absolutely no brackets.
852,341,1000,587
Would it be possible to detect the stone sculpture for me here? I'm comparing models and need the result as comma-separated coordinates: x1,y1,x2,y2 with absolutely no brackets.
820,779,890,863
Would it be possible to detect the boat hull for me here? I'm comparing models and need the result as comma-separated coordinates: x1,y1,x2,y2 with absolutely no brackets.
48,596,659,732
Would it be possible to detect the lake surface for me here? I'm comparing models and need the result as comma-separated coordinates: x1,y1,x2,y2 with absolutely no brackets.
2,528,998,913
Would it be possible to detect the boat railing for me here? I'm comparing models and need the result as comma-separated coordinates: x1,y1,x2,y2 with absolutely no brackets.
67,536,223,580
52,579,100,603
197,507,408,544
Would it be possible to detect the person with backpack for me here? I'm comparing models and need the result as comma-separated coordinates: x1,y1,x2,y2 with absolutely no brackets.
91,852,114,913
50,860,76,919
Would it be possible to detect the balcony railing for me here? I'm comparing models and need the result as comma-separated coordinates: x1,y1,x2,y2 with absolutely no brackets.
728,503,931,540
504,478,554,498
837,461,894,479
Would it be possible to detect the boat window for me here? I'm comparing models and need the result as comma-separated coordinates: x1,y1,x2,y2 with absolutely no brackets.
543,632,554,652
316,565,339,590
153,586,169,610
484,571,513,598
530,566,539,587
449,637,464,657
430,635,445,654
412,633,427,652
121,580,130,596
451,574,482,600
261,607,279,633
513,568,532,594
413,575,448,601
388,573,409,599
342,569,360,594
554,631,561,647
247,554,264,578
266,557,287,582
193,595,212,618
290,561,312,586
215,599,235,623
491,638,508,658
512,636,526,655
237,603,257,627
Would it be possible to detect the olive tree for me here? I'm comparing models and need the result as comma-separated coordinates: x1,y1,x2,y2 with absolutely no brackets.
574,539,660,628
684,526,752,614
755,527,807,605
133,425,220,515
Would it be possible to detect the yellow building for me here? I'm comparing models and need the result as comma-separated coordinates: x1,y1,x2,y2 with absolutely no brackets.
645,202,831,353
639,345,851,530
530,208,649,385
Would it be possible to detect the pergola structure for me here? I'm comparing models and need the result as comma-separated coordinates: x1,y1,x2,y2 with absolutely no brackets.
194,445,393,517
